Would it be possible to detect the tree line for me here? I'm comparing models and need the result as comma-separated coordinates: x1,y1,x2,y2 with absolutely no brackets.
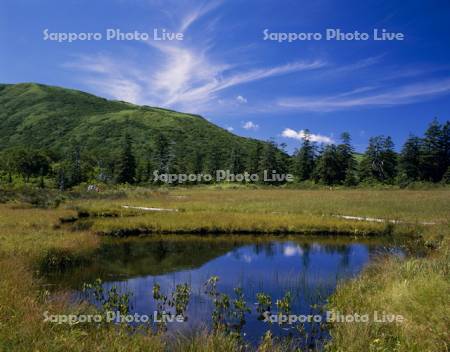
0,119,448,188
293,119,449,185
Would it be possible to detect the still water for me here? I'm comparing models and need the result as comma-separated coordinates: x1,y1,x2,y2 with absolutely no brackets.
46,236,402,345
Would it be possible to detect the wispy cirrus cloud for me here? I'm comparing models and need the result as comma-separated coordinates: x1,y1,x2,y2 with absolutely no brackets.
178,0,223,32
277,78,450,112
147,37,324,110
281,128,334,144
62,1,449,117
63,54,147,104
63,1,325,113
66,48,323,112
315,55,384,78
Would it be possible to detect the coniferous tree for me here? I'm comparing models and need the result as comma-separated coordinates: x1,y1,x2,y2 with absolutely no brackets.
441,121,450,183
249,143,263,175
276,142,290,176
421,119,447,182
57,165,66,191
68,144,82,186
378,136,397,181
206,146,223,177
443,121,450,171
360,136,397,183
116,133,136,184
442,166,450,184
259,140,279,182
153,133,172,174
315,144,340,185
169,141,189,174
294,130,316,181
344,165,358,186
193,150,204,174
399,135,422,181
138,145,153,182
229,147,245,174
337,132,357,184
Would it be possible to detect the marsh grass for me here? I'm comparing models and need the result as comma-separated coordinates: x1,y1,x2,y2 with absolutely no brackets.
0,187,449,351
74,188,450,222
0,249,244,351
327,239,450,352
71,188,450,237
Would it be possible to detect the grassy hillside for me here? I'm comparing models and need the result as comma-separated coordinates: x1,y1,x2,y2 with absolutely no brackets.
0,83,266,167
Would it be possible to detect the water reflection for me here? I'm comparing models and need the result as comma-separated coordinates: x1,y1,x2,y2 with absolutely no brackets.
45,236,402,344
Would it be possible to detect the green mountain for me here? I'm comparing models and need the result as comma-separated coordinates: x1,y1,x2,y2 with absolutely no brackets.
0,83,271,175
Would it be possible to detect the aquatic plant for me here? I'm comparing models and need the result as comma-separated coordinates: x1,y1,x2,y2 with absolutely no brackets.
82,278,131,316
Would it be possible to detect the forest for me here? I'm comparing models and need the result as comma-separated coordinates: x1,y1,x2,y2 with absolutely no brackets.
1,118,448,188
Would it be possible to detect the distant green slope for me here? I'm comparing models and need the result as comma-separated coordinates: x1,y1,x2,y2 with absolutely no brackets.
0,83,268,169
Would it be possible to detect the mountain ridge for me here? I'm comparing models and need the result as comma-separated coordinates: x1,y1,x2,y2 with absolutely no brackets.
0,82,270,174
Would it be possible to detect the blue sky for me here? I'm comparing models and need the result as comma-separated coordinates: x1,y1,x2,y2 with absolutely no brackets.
1,0,450,152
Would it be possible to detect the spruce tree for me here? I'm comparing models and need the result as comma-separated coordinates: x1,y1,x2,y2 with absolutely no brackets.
259,140,279,182
153,133,172,174
315,144,340,185
294,130,316,181
276,142,290,176
360,136,397,183
249,143,263,175
399,135,422,181
441,121,450,184
337,132,357,184
421,119,447,182
116,133,136,184
68,144,82,186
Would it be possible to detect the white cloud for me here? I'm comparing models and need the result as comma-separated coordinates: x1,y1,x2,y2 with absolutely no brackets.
242,254,253,263
277,78,450,112
283,245,304,257
148,43,230,108
326,55,384,75
242,121,259,130
64,0,325,114
67,48,323,113
282,128,334,144
226,126,234,132
236,95,247,103
148,46,323,111
178,1,222,32
63,54,146,104
62,3,450,117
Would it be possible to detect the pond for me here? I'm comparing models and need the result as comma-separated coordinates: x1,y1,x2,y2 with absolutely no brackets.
45,236,403,347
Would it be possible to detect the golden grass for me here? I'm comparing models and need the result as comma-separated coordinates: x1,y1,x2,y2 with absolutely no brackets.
0,205,98,263
327,239,450,352
72,188,450,237
0,252,243,351
75,188,450,222
91,210,395,236
0,187,449,351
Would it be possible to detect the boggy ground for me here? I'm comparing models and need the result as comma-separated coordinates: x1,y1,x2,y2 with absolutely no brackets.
71,187,449,237
0,186,448,351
